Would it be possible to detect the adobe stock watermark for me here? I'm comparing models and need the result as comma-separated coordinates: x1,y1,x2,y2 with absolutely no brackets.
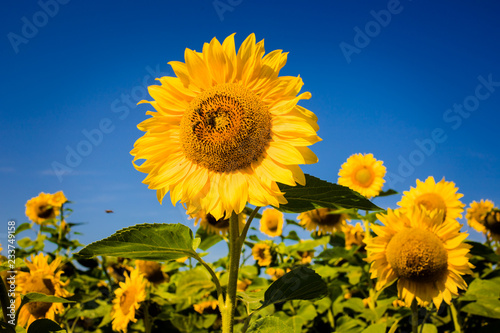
339,0,411,64
386,74,499,188
212,0,242,22
7,0,71,54
50,64,170,182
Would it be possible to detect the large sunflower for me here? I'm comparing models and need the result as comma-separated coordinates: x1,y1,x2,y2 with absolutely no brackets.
398,176,464,226
466,199,495,234
131,33,320,220
192,211,245,235
25,192,61,224
111,268,147,333
298,208,347,235
338,153,386,199
17,253,70,328
365,208,473,308
259,208,284,237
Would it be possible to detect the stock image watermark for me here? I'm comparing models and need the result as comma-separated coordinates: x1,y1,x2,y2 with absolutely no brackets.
212,0,243,22
386,73,499,188
6,220,17,326
339,0,410,64
7,0,71,54
50,64,171,182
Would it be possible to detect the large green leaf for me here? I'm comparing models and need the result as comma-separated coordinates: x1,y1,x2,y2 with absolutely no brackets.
461,298,500,319
77,223,198,261
259,266,327,310
195,226,223,251
467,241,500,262
247,317,293,333
22,293,75,304
27,319,65,333
276,174,381,213
461,278,500,301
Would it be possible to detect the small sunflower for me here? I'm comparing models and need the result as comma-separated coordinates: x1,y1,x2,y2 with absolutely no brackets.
237,279,252,292
342,223,365,249
466,199,495,234
111,268,147,333
193,299,219,314
49,191,67,207
25,192,61,224
192,211,245,235
17,253,70,328
298,208,347,235
365,208,474,308
398,176,464,226
131,33,321,220
252,242,272,266
265,267,286,280
259,208,284,237
135,260,168,285
297,250,314,264
338,153,386,198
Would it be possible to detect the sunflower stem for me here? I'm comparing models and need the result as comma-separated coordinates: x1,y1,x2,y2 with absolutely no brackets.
450,301,462,333
222,212,242,333
411,299,419,333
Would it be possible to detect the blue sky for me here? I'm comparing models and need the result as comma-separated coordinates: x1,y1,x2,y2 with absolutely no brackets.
1,0,500,252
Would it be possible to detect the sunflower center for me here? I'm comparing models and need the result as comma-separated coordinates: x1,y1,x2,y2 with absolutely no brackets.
415,193,447,214
120,288,137,316
25,276,55,318
354,167,373,187
485,210,500,234
313,208,343,226
206,213,230,229
180,83,272,173
386,228,448,283
266,218,278,232
37,205,54,219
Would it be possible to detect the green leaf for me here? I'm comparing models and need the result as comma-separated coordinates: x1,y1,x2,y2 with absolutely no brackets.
22,293,75,304
247,317,293,333
362,323,387,333
461,278,500,301
420,323,438,333
195,226,223,251
26,319,65,333
77,223,198,261
259,266,327,310
374,189,398,198
276,174,381,213
467,241,500,262
14,222,32,235
461,298,500,319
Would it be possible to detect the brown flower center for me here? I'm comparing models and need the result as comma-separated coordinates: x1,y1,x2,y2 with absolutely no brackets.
37,205,54,219
386,228,448,283
180,83,271,172
206,213,230,229
25,276,55,318
311,208,343,227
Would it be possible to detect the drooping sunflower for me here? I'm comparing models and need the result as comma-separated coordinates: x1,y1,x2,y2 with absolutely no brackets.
398,176,464,226
466,199,495,234
135,260,168,285
259,208,284,237
131,33,320,220
17,253,70,328
25,192,61,224
252,242,272,266
111,268,147,333
365,208,474,308
342,222,365,249
338,153,386,199
192,211,245,235
298,208,347,235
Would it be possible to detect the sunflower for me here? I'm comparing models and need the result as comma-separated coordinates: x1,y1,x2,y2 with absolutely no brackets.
193,299,219,314
466,199,495,234
25,192,61,224
298,208,347,235
342,223,365,249
265,267,286,280
398,176,464,226
365,208,474,308
192,211,245,235
259,208,284,237
252,242,272,266
111,268,147,333
131,33,320,220
338,153,386,198
484,209,500,241
297,251,314,264
16,253,70,328
135,260,168,285
49,191,67,207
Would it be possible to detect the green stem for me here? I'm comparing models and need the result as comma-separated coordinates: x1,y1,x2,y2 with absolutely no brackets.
241,312,254,333
411,299,419,333
195,254,224,303
238,207,260,244
450,301,462,333
222,212,242,333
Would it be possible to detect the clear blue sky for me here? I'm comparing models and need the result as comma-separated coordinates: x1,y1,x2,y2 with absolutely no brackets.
1,0,500,250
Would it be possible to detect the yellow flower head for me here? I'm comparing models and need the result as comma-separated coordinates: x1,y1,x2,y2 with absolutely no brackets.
298,250,314,264
259,208,284,237
298,208,347,235
237,278,252,292
49,191,67,207
135,260,168,285
342,223,365,249
265,267,287,280
16,253,70,328
365,208,474,308
192,211,245,236
25,192,61,224
398,176,465,226
338,153,386,198
131,33,321,220
193,300,219,314
252,242,272,266
466,199,495,234
111,268,147,333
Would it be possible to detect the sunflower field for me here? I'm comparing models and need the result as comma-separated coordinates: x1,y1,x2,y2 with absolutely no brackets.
2,34,500,333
